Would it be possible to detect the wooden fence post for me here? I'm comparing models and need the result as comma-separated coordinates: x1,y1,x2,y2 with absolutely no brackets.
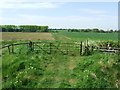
84,40,90,56
67,45,69,55
50,43,52,54
85,40,87,53
91,46,94,52
29,41,33,51
8,46,10,54
32,42,34,51
12,44,14,53
80,41,82,55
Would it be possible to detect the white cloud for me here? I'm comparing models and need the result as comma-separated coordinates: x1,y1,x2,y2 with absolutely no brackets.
0,2,58,9
79,8,106,14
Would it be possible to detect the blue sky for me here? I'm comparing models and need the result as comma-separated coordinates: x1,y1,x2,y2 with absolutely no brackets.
0,1,118,30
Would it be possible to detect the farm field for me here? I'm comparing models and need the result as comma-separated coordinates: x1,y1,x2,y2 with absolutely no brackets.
2,32,54,41
1,31,118,41
1,31,120,88
56,30,118,41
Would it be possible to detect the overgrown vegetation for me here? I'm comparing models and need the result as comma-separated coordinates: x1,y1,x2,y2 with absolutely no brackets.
96,41,119,48
2,41,120,88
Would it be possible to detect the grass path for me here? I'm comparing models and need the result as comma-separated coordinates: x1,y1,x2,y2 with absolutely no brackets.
52,33,73,41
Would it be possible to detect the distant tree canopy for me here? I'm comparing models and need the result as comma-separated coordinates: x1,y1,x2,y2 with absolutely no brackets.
67,28,118,33
0,25,118,33
48,28,118,33
0,25,49,32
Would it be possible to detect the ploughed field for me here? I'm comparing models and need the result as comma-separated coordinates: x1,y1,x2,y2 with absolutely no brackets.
2,32,54,41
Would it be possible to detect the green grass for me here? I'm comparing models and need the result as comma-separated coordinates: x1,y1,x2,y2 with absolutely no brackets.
2,40,120,88
57,31,118,41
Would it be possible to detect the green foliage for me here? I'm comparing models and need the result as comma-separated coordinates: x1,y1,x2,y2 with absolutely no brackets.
0,25,17,32
66,28,117,33
97,41,119,48
0,25,48,32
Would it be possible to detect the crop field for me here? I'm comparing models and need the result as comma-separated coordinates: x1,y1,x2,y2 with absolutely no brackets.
2,32,55,41
56,30,118,41
1,31,118,42
1,31,120,88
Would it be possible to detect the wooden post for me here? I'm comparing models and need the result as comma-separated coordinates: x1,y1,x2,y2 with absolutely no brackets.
91,46,94,52
85,40,87,47
32,42,34,51
67,45,69,55
8,46,10,54
85,40,87,54
29,41,33,51
12,44,14,53
50,43,52,54
84,40,89,56
31,41,33,51
84,41,86,47
80,41,82,55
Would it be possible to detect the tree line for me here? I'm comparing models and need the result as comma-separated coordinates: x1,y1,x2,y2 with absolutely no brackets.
49,28,118,33
67,28,118,33
0,25,118,33
0,25,49,32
